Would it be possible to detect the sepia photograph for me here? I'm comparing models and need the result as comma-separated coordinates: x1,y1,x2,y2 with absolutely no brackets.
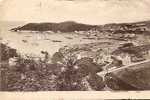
1,0,150,93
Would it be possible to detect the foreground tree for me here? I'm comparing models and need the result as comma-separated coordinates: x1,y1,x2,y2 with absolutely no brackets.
55,53,105,91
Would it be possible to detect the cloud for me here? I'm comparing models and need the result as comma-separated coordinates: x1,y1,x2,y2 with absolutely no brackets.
0,0,150,24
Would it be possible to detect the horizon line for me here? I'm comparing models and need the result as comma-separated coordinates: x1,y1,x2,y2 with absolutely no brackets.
1,19,150,25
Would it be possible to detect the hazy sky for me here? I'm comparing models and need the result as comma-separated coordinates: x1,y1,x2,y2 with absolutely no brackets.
0,0,150,24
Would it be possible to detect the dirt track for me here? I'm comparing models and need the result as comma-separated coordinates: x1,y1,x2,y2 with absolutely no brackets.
97,59,150,76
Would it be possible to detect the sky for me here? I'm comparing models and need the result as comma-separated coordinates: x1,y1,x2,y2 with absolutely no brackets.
0,0,150,24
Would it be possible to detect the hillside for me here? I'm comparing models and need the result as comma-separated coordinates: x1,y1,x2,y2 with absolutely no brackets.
105,59,150,90
100,20,150,34
10,20,150,34
10,21,97,32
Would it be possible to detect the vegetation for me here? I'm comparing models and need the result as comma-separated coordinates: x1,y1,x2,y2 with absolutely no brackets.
0,44,105,91
0,43,17,61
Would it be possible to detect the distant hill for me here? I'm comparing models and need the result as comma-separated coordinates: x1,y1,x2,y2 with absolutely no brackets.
10,20,150,33
10,21,97,32
98,20,150,34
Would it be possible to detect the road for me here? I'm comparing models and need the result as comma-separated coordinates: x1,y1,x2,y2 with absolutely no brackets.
97,59,150,76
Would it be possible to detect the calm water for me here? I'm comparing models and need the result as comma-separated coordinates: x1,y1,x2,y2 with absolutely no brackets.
0,21,107,57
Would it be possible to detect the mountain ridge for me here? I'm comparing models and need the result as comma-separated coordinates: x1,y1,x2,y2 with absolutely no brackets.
10,20,150,33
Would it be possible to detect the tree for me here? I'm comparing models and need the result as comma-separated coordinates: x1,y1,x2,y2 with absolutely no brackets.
55,53,104,91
